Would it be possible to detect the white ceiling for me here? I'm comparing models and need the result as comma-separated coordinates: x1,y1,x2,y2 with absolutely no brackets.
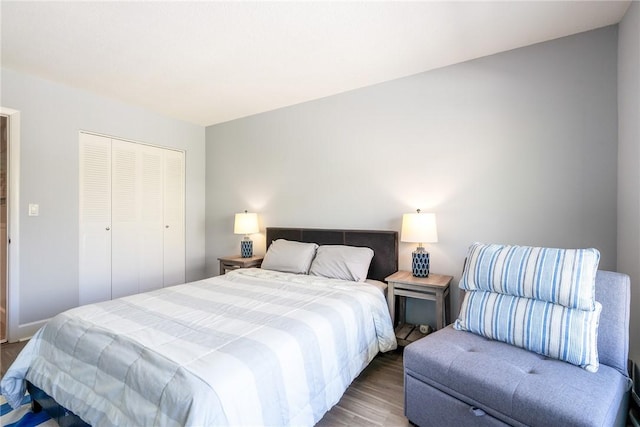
1,1,631,126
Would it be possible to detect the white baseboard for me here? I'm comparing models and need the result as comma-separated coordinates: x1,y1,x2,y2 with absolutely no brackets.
14,319,49,341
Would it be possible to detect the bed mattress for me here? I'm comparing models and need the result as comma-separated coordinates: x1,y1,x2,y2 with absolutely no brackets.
1,268,397,426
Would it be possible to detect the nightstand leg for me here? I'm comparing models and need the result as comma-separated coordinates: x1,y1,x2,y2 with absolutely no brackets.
436,290,449,329
388,287,396,326
435,290,444,330
444,287,451,326
398,296,406,326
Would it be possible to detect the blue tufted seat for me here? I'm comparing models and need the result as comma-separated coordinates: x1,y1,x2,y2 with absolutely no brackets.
404,271,632,426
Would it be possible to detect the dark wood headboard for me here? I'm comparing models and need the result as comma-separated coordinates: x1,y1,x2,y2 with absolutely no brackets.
266,227,398,282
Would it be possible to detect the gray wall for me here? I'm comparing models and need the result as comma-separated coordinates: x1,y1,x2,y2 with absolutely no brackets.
1,68,206,338
206,26,619,327
618,1,640,365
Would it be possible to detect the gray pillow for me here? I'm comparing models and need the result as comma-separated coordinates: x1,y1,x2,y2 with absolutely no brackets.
309,245,374,282
261,239,318,274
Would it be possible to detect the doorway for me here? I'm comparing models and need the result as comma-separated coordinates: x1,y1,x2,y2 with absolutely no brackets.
0,108,19,343
1,115,7,342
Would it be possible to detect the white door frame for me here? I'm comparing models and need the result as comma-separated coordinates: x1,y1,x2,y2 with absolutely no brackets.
1,107,20,342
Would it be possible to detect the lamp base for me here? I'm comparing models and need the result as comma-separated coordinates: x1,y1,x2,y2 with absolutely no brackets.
241,239,253,258
412,249,430,277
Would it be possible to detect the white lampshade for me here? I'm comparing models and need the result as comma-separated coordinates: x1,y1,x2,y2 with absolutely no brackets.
401,211,438,244
234,211,259,235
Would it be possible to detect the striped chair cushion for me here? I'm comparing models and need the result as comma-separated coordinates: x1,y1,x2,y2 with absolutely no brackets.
454,290,602,372
460,243,600,310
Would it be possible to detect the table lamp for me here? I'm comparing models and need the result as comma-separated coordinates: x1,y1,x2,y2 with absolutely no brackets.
234,210,259,258
401,209,438,277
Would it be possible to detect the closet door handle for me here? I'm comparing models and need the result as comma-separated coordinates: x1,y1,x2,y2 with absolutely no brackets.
106,227,110,231
165,225,170,229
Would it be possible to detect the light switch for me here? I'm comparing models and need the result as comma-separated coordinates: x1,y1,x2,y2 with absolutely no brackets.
28,203,39,216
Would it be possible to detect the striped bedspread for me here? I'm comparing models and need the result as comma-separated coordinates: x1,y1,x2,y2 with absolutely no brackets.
1,268,397,426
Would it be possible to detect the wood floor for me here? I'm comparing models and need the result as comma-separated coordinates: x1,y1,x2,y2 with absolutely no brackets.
316,349,410,427
1,341,410,426
1,339,27,378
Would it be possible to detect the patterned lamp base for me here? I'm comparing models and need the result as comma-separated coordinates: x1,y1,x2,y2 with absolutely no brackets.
412,250,430,277
241,239,253,258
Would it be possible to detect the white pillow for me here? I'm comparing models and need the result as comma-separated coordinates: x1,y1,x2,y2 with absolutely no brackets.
309,245,374,282
261,239,318,274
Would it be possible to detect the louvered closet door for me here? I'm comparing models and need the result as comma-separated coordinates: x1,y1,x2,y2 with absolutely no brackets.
163,149,185,286
111,140,164,298
139,144,165,293
79,134,112,305
80,134,186,303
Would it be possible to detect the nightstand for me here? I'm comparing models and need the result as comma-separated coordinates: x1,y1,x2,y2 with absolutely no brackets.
385,270,453,345
218,255,263,275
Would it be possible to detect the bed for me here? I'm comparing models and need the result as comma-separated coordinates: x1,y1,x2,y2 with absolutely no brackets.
1,227,398,426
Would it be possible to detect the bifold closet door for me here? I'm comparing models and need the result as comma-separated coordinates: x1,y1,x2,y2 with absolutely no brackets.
162,149,185,286
80,133,186,305
79,134,112,305
111,140,164,299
